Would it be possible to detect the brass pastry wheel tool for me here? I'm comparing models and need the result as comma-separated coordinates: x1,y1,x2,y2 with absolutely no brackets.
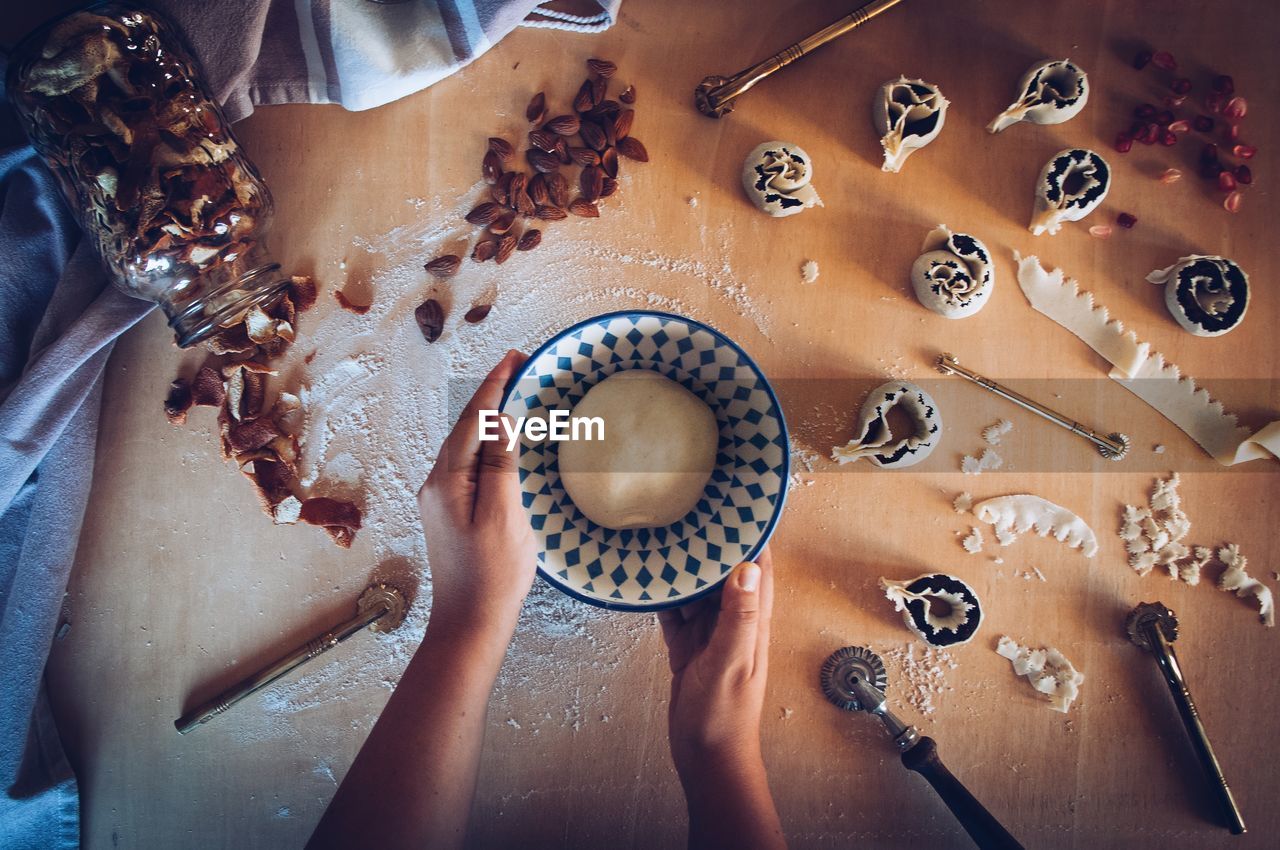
820,646,1024,849
1125,602,1247,834
695,0,906,118
937,352,1130,460
175,584,406,734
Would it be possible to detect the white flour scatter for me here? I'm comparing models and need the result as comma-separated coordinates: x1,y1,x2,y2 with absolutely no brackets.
880,643,956,717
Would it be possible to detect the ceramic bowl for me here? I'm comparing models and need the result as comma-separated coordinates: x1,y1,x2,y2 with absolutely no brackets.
501,311,789,611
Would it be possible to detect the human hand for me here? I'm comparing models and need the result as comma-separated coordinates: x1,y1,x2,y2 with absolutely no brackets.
418,350,536,638
658,547,775,779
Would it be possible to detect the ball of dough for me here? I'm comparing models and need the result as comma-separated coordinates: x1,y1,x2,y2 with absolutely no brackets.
558,370,718,530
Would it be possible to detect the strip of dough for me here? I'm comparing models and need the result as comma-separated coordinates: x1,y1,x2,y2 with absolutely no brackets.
1014,253,1280,466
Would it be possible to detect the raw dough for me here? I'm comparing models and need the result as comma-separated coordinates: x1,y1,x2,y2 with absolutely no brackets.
1119,473,1193,578
973,494,1098,557
831,381,942,468
1147,255,1250,337
1216,544,1275,627
1015,253,1280,465
873,76,948,173
741,141,822,217
996,636,1084,713
558,370,718,529
910,225,994,318
1030,148,1110,236
987,59,1089,134
880,573,983,647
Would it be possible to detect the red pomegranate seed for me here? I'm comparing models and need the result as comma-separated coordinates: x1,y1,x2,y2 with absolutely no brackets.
1155,109,1175,126
1227,123,1242,142
1223,96,1247,121
1134,103,1157,120
1163,94,1187,108
1211,75,1235,96
1159,168,1183,184
1116,212,1138,229
1200,143,1220,163
1200,160,1224,179
1232,143,1257,159
1133,50,1154,70
1206,93,1225,114
1152,51,1178,71
1223,190,1243,213
1218,170,1238,191
1170,77,1193,95
1141,123,1162,144
1114,134,1134,153
1160,129,1178,146
1168,119,1191,134
1235,164,1253,185
1192,115,1215,132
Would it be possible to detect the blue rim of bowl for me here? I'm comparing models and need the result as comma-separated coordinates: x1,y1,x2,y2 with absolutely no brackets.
499,309,790,612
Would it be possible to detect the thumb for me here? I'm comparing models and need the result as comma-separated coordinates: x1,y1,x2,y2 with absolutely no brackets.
474,413,520,511
706,561,762,671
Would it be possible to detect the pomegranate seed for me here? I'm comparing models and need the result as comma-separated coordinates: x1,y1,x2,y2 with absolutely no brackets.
1235,164,1253,185
1159,168,1183,184
1160,129,1178,146
1170,77,1193,95
1114,134,1134,153
1134,103,1157,120
1223,96,1247,121
1206,93,1225,114
1200,143,1220,163
1211,75,1235,96
1227,123,1242,142
1163,94,1187,108
1152,51,1178,71
1232,143,1256,159
1133,50,1154,70
1116,212,1138,229
1088,225,1114,239
1129,119,1150,138
1218,170,1238,191
1155,109,1175,126
1168,119,1191,134
1193,115,1215,132
1200,160,1224,179
1141,123,1162,144
1223,190,1243,213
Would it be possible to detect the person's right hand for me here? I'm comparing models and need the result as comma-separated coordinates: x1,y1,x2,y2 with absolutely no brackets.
658,547,775,778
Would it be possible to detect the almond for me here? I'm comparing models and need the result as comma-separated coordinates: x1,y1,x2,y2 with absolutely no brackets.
465,202,500,226
424,254,461,278
525,91,546,123
489,209,517,235
616,136,648,162
613,109,634,140
415,299,445,343
569,147,600,167
518,229,542,251
573,80,595,113
482,150,503,185
580,120,607,152
546,173,570,208
528,173,550,206
587,58,617,78
514,184,536,217
472,240,497,262
535,204,567,221
494,234,517,264
528,129,557,152
544,114,580,136
619,84,636,104
601,176,619,197
465,304,493,324
590,75,607,105
601,146,619,178
568,197,600,218
588,99,621,120
554,137,571,164
526,148,561,174
580,165,604,202
492,171,514,206
488,137,514,162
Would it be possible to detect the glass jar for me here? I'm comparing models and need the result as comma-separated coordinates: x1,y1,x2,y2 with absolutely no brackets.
7,4,289,347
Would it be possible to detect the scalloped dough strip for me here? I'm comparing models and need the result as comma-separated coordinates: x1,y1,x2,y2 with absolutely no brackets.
973,494,1098,557
1014,253,1280,466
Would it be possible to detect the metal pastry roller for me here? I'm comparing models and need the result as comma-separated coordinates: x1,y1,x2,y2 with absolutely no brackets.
821,646,1025,849
1125,602,1247,834
175,584,406,734
937,352,1130,460
695,0,906,118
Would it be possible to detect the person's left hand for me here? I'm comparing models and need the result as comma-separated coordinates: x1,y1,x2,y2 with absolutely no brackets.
418,349,536,636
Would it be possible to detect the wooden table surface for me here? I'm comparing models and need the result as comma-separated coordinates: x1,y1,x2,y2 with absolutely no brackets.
41,1,1279,847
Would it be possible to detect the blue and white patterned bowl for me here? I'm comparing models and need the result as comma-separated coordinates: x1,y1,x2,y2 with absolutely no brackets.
501,311,789,611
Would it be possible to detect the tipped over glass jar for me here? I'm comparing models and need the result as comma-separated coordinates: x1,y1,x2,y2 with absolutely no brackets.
8,4,290,347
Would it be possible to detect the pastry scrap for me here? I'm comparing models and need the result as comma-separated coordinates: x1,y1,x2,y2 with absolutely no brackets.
1216,544,1275,627
800,259,820,284
873,76,948,173
982,419,1012,446
741,141,822,217
880,573,983,647
1147,255,1250,337
974,494,1099,558
910,225,994,318
952,492,973,513
1014,254,1280,465
996,636,1084,713
961,527,984,554
1030,148,1110,236
960,448,1002,474
987,59,1089,134
1119,473,1193,578
831,381,942,469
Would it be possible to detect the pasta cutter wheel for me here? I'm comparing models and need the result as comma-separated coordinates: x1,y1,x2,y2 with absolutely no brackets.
819,646,1024,849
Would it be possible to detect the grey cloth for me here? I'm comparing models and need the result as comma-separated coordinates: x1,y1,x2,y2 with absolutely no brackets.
0,1,618,847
